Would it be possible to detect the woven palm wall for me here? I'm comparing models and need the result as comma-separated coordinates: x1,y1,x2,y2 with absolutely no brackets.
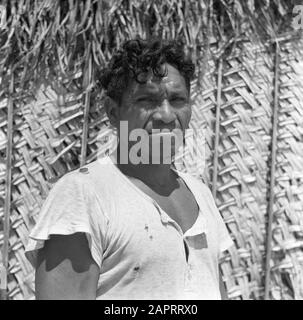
0,0,303,300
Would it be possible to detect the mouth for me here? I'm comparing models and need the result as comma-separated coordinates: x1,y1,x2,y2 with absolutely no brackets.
147,127,180,134
148,131,175,137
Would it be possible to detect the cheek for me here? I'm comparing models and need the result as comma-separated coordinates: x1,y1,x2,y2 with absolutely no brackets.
119,107,151,132
177,106,192,128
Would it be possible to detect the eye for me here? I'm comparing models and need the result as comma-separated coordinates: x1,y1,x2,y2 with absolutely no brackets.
137,97,150,102
136,97,154,103
170,97,186,103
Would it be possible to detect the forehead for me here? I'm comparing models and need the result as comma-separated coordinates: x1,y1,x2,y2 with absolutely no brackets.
127,63,187,96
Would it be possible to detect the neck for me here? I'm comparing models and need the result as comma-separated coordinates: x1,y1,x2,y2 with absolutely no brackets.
114,143,174,185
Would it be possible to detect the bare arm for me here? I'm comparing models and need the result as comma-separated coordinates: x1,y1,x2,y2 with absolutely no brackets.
35,233,100,300
219,268,228,300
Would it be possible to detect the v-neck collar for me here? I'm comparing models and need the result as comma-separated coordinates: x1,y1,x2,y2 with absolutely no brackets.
100,155,207,238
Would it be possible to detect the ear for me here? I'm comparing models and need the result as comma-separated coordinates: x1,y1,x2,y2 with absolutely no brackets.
104,96,119,127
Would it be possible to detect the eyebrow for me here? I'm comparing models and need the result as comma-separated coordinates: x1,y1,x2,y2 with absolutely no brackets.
133,92,188,104
134,88,188,98
168,90,188,98
131,80,189,100
132,93,160,102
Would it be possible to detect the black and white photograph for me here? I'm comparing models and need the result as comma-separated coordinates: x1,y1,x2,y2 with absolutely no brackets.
0,0,303,303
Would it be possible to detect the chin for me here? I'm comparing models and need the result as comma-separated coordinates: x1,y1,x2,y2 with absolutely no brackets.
148,145,176,165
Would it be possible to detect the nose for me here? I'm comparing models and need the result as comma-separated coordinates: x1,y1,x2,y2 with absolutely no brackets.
153,99,177,124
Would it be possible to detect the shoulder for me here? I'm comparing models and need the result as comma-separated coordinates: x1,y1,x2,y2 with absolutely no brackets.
50,157,120,219
53,156,114,190
177,170,212,195
177,170,219,215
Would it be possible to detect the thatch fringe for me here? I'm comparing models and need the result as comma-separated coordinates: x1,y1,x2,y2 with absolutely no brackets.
0,0,301,94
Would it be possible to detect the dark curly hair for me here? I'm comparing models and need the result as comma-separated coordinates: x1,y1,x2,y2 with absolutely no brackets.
97,37,195,105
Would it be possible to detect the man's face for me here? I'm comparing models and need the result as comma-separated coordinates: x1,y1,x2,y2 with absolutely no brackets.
115,63,192,163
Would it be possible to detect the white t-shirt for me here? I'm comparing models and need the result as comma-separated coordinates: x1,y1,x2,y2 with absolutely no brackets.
25,156,234,299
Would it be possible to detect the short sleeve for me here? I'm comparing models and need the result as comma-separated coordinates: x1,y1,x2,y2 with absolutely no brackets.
203,185,234,255
25,171,106,269
216,211,234,254
176,171,234,256
195,182,234,257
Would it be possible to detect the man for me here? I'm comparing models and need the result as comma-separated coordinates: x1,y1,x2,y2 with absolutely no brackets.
25,37,233,300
